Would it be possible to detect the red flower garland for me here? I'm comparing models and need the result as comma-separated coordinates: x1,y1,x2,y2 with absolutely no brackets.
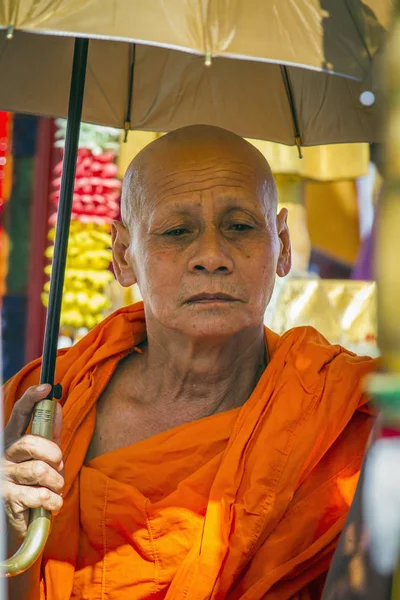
49,148,121,226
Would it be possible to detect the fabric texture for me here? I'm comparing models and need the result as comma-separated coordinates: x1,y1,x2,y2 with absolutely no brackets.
3,302,377,599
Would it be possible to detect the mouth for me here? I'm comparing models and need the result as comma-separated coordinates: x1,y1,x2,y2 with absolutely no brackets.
185,293,240,304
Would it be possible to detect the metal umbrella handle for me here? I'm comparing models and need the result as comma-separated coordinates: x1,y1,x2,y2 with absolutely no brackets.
1,37,89,577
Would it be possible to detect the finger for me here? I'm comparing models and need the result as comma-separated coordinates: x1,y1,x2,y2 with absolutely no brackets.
5,460,64,494
5,435,63,472
4,384,52,444
52,402,63,447
5,480,63,514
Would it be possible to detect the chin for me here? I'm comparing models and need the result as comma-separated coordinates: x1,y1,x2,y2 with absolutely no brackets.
177,311,258,339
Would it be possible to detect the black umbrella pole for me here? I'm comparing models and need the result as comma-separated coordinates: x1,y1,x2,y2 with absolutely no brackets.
40,38,88,389
1,37,89,578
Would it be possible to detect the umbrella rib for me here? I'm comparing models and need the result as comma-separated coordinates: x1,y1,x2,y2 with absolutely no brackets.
343,0,373,63
123,43,136,142
280,65,303,158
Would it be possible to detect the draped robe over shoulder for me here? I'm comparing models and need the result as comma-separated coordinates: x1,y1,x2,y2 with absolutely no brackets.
3,303,377,599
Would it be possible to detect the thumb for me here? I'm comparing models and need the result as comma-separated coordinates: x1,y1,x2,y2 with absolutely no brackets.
4,384,52,447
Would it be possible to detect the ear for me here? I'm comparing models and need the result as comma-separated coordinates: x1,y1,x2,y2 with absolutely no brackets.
111,221,137,287
276,208,292,278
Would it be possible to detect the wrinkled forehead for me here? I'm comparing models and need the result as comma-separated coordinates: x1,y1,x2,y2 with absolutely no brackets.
144,149,274,206
121,137,277,230
148,157,265,195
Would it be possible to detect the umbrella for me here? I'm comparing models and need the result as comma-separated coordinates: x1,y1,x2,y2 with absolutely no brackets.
0,0,391,72
0,0,392,579
0,0,391,147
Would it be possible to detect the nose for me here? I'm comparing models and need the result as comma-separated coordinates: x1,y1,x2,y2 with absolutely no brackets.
188,227,234,274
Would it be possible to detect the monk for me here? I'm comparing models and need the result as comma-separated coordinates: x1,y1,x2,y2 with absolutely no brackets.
3,125,377,600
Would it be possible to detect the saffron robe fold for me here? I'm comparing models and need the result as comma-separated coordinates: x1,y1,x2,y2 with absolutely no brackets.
3,302,377,599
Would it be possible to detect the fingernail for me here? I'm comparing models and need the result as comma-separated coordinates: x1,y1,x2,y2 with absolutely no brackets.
37,384,49,392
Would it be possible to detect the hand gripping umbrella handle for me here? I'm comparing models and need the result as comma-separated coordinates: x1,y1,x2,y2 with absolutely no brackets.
2,400,56,576
1,37,89,577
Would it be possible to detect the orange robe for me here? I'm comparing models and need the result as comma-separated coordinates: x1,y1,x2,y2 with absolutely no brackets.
3,302,377,599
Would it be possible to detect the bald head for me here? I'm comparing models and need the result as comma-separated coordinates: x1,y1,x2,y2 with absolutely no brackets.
120,125,277,232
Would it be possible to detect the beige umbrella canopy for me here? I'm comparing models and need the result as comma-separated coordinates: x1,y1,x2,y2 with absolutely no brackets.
0,0,392,147
0,0,392,76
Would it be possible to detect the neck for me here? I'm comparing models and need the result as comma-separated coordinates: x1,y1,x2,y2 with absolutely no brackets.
135,324,267,419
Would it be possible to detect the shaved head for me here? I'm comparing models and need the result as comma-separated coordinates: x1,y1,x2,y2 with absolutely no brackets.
121,125,277,233
112,124,291,341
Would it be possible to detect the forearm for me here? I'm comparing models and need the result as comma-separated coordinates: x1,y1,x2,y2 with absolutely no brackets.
7,529,41,600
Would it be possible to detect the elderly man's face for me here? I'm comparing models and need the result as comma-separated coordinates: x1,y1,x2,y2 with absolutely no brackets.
113,151,291,338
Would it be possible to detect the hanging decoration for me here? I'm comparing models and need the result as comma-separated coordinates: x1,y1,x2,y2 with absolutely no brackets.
42,121,121,342
0,111,12,304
